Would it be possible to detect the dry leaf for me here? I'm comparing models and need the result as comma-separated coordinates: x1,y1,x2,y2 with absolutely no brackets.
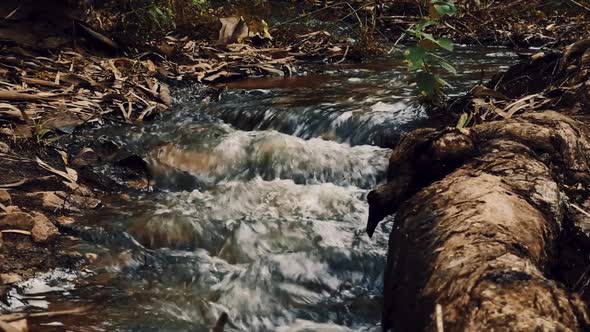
36,157,78,183
218,17,249,45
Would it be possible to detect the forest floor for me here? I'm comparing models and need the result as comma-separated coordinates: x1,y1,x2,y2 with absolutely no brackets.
0,0,590,328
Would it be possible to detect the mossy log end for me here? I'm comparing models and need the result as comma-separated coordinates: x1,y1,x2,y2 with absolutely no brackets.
369,112,590,331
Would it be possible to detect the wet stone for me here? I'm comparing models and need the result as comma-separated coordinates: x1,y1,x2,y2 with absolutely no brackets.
56,216,75,226
0,212,35,230
3,205,21,213
0,141,9,153
72,147,98,167
26,191,101,213
31,212,59,243
0,273,22,285
0,189,11,205
0,211,58,243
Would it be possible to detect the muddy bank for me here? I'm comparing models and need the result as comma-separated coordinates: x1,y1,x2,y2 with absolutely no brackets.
368,41,590,330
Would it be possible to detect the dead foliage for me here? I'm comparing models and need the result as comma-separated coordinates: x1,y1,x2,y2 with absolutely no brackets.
374,0,590,48
449,39,590,126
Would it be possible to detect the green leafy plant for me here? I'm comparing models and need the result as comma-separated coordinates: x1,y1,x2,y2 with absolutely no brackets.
32,119,52,144
405,0,457,105
113,0,211,45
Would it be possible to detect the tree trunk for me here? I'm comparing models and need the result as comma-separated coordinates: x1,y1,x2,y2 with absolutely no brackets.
369,111,590,331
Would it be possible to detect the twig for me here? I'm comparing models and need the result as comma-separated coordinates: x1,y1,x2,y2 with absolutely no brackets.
335,45,350,64
444,22,483,46
0,91,58,102
340,1,376,23
4,5,21,20
344,2,365,29
0,230,32,236
272,2,348,29
571,203,590,218
388,24,414,54
568,0,590,12
0,307,90,323
436,304,444,332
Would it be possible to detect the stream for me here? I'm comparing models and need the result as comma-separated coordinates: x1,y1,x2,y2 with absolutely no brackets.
2,47,522,331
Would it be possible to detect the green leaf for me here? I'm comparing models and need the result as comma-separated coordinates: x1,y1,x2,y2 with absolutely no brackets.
438,59,456,75
415,18,433,32
420,33,454,51
406,46,426,70
434,4,455,17
416,72,438,96
426,54,457,75
437,76,452,88
406,28,421,39
429,0,457,19
436,37,454,51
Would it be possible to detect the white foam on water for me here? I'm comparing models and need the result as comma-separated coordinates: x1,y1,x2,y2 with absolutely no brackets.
128,178,369,253
150,128,390,189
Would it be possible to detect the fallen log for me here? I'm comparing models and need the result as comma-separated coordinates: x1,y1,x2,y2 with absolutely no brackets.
368,111,590,331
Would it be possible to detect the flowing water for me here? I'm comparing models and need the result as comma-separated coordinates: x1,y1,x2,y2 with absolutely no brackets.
1,47,523,331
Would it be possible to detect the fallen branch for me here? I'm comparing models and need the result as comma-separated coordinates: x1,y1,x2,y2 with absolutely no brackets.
0,307,90,323
0,91,57,102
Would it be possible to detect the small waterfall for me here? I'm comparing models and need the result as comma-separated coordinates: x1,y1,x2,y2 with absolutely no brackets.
148,127,390,189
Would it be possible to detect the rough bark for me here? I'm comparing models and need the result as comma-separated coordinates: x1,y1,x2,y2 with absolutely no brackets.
368,111,590,331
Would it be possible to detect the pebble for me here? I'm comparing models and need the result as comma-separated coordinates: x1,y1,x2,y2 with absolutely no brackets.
30,212,59,243
85,253,98,262
0,141,9,153
56,216,75,226
0,273,23,285
0,189,11,205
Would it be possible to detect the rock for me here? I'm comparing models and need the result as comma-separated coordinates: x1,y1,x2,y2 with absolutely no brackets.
84,253,98,262
0,189,11,205
0,211,58,243
4,318,28,332
56,216,75,226
4,205,21,213
30,212,59,243
0,212,35,230
0,141,9,153
72,147,98,167
0,273,22,285
26,191,101,213
0,232,3,249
